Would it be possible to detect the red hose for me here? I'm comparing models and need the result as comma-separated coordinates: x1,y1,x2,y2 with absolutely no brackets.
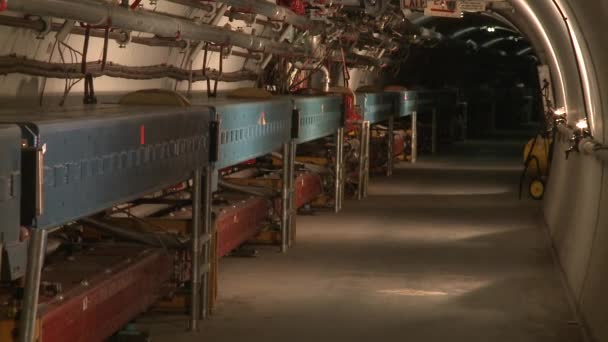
130,0,142,9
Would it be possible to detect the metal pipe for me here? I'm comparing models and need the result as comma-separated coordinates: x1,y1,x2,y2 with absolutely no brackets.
287,140,296,247
201,166,213,319
0,15,263,57
163,0,214,12
362,121,370,198
35,148,44,216
260,24,293,70
218,180,274,197
281,143,289,253
18,229,47,342
211,0,313,30
386,117,394,177
338,127,345,210
318,65,331,93
81,218,185,248
187,4,228,64
8,0,305,55
334,127,344,213
293,62,331,93
357,121,370,200
411,111,417,163
190,168,202,331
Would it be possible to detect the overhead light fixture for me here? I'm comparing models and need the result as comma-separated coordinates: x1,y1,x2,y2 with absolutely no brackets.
576,119,588,130
486,26,496,33
553,107,566,116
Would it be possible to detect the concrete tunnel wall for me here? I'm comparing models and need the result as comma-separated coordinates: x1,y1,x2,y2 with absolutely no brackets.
503,1,608,341
0,0,606,340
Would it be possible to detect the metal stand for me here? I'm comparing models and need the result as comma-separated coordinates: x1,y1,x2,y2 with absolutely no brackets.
334,127,344,213
287,140,296,248
281,143,290,253
386,117,394,177
190,168,202,331
357,121,370,200
431,108,438,155
201,166,213,320
18,229,48,342
411,111,418,163
189,166,213,330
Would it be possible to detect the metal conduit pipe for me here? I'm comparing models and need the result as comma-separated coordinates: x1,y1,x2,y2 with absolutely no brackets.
293,61,330,92
211,0,313,30
162,0,215,12
8,0,306,55
217,179,276,197
554,123,608,164
80,218,186,248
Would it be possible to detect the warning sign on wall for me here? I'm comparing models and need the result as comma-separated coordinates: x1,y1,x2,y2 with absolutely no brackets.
402,0,486,16
400,0,427,11
424,0,461,18
459,0,486,12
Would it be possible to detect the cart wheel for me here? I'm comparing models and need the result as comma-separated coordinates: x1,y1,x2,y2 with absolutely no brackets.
529,178,545,200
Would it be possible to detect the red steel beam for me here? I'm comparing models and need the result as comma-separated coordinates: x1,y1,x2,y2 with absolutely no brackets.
35,246,172,342
216,196,270,257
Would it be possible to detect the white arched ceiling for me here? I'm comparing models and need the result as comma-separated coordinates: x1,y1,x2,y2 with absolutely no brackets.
0,1,260,99
498,1,608,341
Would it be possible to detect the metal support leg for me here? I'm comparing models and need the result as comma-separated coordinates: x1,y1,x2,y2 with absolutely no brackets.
287,140,296,247
18,229,48,342
431,108,438,155
411,111,417,163
281,143,289,253
357,121,370,200
386,117,394,177
201,166,213,320
363,121,370,198
189,168,202,331
334,127,344,213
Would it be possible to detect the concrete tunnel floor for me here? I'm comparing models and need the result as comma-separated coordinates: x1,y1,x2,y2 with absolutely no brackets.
141,139,584,342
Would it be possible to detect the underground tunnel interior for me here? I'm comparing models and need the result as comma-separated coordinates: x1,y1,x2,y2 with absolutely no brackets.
0,0,607,341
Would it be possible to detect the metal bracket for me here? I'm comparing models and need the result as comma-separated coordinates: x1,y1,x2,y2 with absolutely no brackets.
114,29,132,48
291,109,301,139
32,16,52,39
203,43,224,98
209,120,220,163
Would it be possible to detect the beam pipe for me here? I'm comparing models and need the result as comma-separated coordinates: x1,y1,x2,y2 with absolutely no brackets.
8,0,304,55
